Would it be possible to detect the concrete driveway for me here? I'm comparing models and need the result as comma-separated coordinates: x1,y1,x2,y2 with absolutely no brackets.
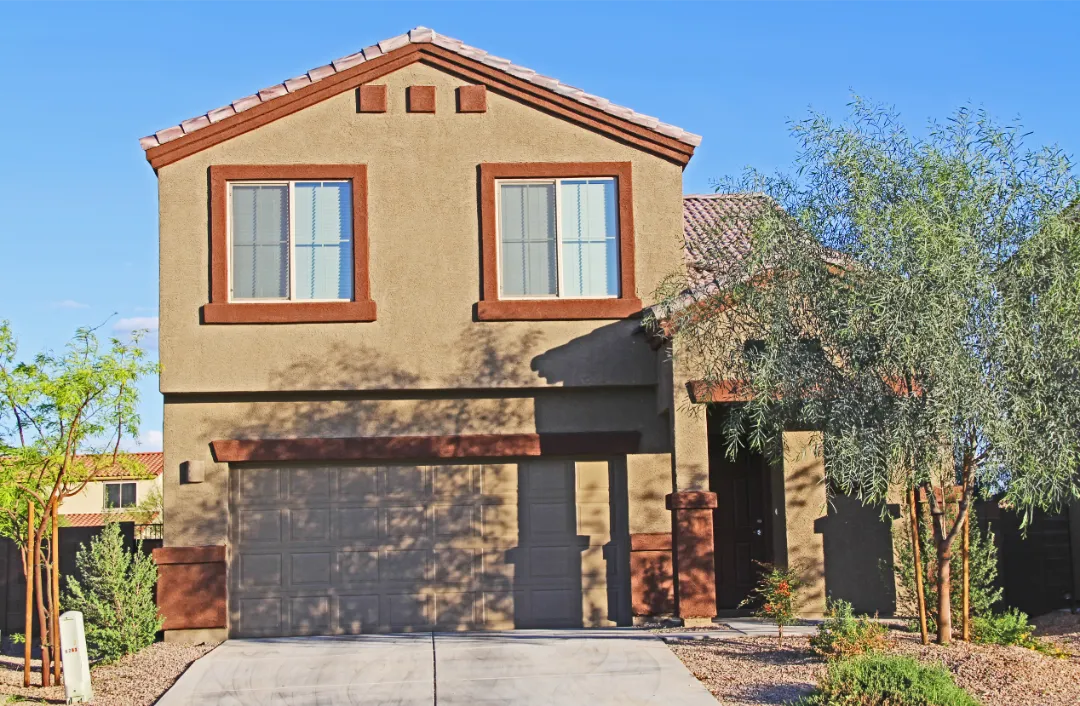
157,630,717,705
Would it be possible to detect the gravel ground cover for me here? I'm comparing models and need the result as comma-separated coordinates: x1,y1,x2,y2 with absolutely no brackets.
667,613,1080,706
0,639,216,706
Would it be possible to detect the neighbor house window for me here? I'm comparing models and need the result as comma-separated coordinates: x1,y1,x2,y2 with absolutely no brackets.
497,178,619,298
229,180,353,301
477,163,640,321
104,482,136,510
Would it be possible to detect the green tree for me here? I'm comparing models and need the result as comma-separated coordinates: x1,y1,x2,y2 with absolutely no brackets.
655,99,1080,644
64,520,162,663
0,322,156,684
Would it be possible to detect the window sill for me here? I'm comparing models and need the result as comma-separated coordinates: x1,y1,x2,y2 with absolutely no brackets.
201,300,378,324
476,298,642,321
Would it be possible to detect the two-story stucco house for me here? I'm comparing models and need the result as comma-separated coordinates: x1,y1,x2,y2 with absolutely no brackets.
142,27,899,643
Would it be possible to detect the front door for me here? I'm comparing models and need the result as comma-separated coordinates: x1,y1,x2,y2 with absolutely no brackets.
709,441,772,609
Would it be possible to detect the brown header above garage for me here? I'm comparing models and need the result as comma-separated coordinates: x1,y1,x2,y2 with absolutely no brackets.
210,431,641,463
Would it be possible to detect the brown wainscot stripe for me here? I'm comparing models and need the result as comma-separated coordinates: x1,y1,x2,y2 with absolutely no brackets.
456,84,487,113
407,85,436,113
686,380,751,404
666,490,719,510
152,545,227,631
210,431,642,463
629,532,673,552
357,84,388,113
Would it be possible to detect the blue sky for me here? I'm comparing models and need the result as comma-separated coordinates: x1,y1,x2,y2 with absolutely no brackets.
1,2,1077,450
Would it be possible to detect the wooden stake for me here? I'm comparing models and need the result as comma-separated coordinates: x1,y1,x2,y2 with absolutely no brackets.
51,499,62,682
909,486,929,645
23,500,33,688
962,505,970,642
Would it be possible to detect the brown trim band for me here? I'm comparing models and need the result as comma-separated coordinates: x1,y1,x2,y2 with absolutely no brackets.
686,380,751,404
145,45,695,171
152,545,226,566
630,533,673,552
211,432,641,463
202,301,377,324
206,164,375,324
478,162,638,321
666,491,719,510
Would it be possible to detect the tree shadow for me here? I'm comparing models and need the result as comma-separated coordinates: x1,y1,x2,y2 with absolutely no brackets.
191,326,637,635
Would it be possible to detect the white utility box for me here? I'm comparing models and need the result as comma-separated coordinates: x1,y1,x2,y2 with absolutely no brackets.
59,611,93,704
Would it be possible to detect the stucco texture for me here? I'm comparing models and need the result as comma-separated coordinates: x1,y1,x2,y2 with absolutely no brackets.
157,62,685,394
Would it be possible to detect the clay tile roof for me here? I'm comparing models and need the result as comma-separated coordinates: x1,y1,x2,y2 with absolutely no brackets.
79,451,164,479
139,26,701,152
682,193,772,289
60,512,144,528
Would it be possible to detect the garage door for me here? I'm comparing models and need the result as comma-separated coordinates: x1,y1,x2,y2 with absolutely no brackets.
229,459,629,636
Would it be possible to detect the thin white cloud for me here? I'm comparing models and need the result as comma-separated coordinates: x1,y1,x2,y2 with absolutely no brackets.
113,316,159,349
52,300,90,309
122,429,163,453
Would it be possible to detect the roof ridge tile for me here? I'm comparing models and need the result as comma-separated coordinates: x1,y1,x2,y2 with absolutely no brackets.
140,26,702,152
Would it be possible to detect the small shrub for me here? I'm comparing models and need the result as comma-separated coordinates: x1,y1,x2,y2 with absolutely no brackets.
738,562,802,646
809,598,889,659
64,521,162,663
793,653,979,706
893,504,1002,636
973,607,1065,657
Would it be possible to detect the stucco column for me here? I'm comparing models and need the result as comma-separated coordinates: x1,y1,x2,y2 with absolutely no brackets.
781,431,827,616
666,349,718,621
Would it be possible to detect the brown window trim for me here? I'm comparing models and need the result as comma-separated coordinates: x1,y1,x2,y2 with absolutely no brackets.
477,162,642,321
205,164,376,324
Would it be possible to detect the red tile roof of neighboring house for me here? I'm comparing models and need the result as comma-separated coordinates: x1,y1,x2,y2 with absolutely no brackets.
60,512,148,528
80,452,164,480
139,27,701,154
682,193,771,290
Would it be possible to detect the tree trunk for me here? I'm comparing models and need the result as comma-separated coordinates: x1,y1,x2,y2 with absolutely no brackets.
962,509,970,641
909,487,929,645
936,538,953,645
34,540,51,687
778,623,784,648
23,501,33,688
50,501,61,683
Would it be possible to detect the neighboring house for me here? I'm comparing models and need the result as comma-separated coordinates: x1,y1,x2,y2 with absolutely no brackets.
139,27,936,642
57,451,164,538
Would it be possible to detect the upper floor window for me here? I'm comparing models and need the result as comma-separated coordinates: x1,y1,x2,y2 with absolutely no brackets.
204,165,375,324
497,178,619,299
477,163,641,321
229,180,353,302
104,482,136,510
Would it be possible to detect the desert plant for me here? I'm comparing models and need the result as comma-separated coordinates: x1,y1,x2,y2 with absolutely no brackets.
894,504,1002,636
738,562,802,646
973,608,1065,657
63,520,162,663
794,653,980,706
809,598,890,659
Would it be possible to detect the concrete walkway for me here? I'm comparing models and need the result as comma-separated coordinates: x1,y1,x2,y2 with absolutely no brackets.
157,630,717,705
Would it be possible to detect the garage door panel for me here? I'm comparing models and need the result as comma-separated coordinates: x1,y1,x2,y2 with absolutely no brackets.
337,506,379,540
238,553,283,589
382,507,427,537
339,467,378,498
338,594,380,633
230,460,628,636
239,509,282,543
337,550,380,584
290,508,331,541
291,552,331,585
288,467,332,500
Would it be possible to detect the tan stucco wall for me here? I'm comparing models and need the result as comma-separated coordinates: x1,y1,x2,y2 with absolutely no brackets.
157,62,685,395
780,431,827,616
59,477,162,516
164,388,671,547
